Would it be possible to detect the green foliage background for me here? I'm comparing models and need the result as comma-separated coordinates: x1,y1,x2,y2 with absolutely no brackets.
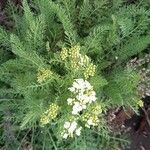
0,0,149,149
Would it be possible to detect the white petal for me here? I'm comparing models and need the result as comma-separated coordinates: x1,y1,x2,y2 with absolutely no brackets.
76,93,84,101
73,82,80,90
63,133,68,139
76,78,84,84
68,121,77,133
73,102,83,112
75,127,82,136
67,98,74,105
82,95,90,103
68,87,75,92
72,121,77,127
72,110,79,115
85,123,90,128
82,104,86,109
64,122,70,129
91,91,96,96
87,119,94,125
89,96,97,103
84,80,92,89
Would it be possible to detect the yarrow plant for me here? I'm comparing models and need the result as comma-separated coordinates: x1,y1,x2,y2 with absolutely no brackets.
38,48,102,139
34,43,103,139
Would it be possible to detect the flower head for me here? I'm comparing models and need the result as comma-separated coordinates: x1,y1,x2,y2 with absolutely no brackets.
69,79,93,93
75,127,82,136
60,48,68,60
67,98,75,105
72,102,83,115
40,103,59,126
62,120,82,139
37,68,53,83
68,79,97,115
64,122,71,129
69,45,80,60
84,63,96,79
81,104,102,128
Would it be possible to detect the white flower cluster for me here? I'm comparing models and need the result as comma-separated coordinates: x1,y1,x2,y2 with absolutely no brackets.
61,79,99,139
62,121,82,139
67,79,97,115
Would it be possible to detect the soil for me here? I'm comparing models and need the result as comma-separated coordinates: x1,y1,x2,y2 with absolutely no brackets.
125,96,150,150
129,124,150,150
107,97,150,150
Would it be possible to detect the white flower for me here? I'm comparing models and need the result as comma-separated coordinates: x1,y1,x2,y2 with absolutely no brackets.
76,93,85,101
75,127,82,136
91,91,96,97
67,98,74,105
76,91,96,104
72,110,78,115
74,79,88,91
68,121,77,134
87,119,95,126
73,81,81,90
84,80,93,90
72,102,83,115
68,79,97,119
69,79,93,94
68,87,76,93
76,93,89,103
64,122,70,129
83,91,97,103
63,133,68,139
63,120,82,138
85,124,90,128
75,78,85,84
88,91,97,103
82,104,86,109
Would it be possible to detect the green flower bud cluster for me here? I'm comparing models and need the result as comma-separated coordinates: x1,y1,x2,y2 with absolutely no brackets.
92,104,102,115
60,45,80,61
37,68,53,83
82,113,99,128
81,104,102,128
69,45,80,60
40,103,59,126
84,63,96,79
70,61,79,70
60,45,81,69
60,45,96,77
60,48,68,60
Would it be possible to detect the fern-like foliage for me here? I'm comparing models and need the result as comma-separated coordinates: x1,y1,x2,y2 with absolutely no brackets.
104,69,140,106
0,0,149,149
10,34,45,67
